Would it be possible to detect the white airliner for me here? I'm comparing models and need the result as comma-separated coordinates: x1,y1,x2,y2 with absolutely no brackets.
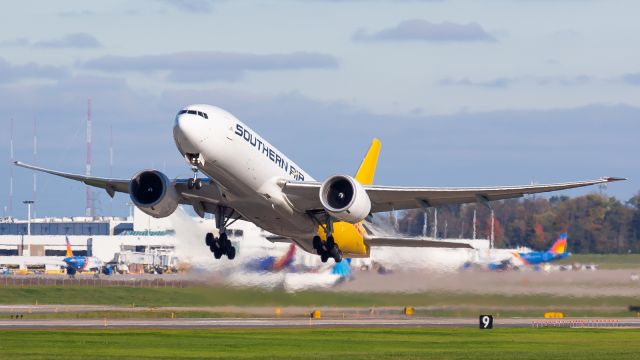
16,104,624,263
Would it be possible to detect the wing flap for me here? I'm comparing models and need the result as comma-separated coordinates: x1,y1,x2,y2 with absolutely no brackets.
365,236,474,249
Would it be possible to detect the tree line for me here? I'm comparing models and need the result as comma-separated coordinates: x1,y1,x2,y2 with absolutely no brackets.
392,191,640,254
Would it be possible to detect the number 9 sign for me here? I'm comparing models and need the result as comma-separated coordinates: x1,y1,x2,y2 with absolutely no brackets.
479,315,493,329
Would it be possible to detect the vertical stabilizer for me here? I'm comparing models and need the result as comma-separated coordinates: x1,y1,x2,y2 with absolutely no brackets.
549,233,568,254
65,236,73,257
354,138,381,185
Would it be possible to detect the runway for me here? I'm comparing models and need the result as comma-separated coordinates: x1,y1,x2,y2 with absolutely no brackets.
1,317,638,329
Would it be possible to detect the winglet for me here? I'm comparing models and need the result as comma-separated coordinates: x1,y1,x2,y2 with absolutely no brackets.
354,138,381,186
604,177,627,182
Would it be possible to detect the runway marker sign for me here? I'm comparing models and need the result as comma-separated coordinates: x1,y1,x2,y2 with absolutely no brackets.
480,315,493,329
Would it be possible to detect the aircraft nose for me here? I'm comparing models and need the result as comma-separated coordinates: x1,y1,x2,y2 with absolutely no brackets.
173,114,206,149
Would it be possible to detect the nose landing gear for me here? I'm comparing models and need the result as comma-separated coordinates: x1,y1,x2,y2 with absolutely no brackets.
186,153,204,190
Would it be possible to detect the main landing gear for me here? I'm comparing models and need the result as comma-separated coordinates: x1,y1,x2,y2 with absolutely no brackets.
205,206,239,260
205,232,235,260
312,215,343,263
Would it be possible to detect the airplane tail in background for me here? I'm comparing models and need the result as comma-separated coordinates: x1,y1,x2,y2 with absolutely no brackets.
549,233,568,255
65,236,73,257
272,243,296,271
354,138,381,186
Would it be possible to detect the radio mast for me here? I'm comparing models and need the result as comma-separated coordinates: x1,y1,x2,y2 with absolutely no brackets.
85,98,93,217
9,118,14,215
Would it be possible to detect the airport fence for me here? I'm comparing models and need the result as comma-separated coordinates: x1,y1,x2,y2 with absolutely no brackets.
0,276,195,288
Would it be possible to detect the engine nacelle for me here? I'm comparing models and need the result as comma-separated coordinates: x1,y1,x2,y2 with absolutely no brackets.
129,170,179,218
319,175,371,223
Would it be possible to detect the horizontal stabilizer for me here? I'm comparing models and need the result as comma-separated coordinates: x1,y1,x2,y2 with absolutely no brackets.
365,236,474,249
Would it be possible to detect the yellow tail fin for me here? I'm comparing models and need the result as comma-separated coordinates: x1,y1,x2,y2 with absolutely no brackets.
354,138,381,185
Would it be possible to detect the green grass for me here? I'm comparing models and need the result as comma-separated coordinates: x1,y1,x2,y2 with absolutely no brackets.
0,328,639,359
0,285,636,309
557,254,640,269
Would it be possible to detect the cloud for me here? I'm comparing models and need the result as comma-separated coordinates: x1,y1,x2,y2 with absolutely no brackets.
439,75,592,88
155,0,216,13
439,77,513,88
34,33,102,48
622,73,640,86
83,51,339,82
0,38,29,47
57,10,95,17
354,19,496,43
0,58,69,83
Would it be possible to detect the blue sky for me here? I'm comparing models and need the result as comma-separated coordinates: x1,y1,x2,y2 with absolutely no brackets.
1,0,638,218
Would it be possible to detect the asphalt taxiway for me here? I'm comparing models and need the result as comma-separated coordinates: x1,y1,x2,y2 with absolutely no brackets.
0,317,638,329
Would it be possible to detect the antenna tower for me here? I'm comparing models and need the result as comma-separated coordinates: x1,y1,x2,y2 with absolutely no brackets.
85,98,93,217
32,117,37,217
9,118,14,215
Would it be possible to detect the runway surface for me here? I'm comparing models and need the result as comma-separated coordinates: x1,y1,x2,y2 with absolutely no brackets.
1,317,638,329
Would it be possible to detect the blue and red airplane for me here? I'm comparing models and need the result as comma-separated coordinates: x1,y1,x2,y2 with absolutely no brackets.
512,232,570,266
63,236,104,276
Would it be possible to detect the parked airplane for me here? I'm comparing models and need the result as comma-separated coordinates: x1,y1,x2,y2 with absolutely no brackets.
512,232,570,266
16,105,624,263
63,236,104,276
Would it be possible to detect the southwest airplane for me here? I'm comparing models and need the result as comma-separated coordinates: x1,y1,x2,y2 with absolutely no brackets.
512,232,570,266
62,236,104,276
16,105,625,263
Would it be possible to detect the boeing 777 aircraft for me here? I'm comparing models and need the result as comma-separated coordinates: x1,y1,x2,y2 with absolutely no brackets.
16,104,624,263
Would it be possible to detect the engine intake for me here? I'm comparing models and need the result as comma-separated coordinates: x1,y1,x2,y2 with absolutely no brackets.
129,170,179,218
319,175,371,223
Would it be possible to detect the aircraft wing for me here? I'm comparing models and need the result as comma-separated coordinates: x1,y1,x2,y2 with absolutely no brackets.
15,161,130,197
14,161,230,217
282,177,625,213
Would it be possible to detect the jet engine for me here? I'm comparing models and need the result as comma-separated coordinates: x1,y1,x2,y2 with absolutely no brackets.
129,170,179,218
319,175,371,223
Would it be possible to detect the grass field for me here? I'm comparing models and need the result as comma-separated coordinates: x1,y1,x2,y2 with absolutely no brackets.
0,328,639,359
557,254,640,269
0,285,636,309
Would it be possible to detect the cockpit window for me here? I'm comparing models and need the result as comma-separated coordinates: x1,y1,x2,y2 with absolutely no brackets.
177,109,208,119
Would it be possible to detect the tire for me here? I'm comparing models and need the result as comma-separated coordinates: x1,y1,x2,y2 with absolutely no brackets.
312,236,322,250
205,233,214,247
195,178,203,190
187,178,195,189
213,250,222,259
333,251,343,263
227,246,236,260
320,253,329,263
327,236,335,249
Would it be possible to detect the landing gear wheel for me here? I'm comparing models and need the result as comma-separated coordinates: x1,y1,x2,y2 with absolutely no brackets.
326,236,335,249
195,178,203,190
213,249,223,259
227,246,236,260
333,250,343,263
320,253,329,263
187,178,195,189
205,233,214,247
312,236,322,250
